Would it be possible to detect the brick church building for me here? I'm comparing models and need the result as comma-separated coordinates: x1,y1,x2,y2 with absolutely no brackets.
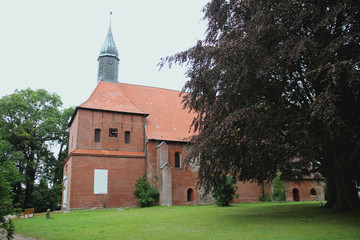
61,24,324,210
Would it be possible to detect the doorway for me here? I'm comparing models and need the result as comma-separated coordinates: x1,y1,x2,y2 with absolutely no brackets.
293,188,300,201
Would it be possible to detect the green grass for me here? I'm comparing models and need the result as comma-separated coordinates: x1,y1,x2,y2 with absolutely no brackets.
14,202,360,240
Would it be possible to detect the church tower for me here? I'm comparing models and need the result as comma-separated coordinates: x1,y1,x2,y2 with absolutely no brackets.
97,15,119,83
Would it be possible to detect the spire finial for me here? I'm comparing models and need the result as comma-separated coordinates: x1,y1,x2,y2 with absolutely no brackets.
109,12,112,32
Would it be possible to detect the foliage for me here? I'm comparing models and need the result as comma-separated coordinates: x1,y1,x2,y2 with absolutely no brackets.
259,192,271,202
133,176,159,207
0,89,74,211
212,175,238,206
161,0,360,211
42,107,75,187
31,178,62,213
13,202,360,240
0,138,20,239
272,173,286,202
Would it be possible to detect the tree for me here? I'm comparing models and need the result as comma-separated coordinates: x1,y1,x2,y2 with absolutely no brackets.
0,88,72,210
0,138,20,239
133,176,159,207
212,175,238,206
31,177,63,212
36,107,74,212
272,173,286,202
161,0,360,210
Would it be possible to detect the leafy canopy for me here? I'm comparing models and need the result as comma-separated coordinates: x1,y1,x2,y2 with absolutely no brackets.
161,0,360,210
0,88,74,211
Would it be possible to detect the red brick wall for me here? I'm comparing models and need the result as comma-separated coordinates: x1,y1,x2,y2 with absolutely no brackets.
68,113,79,154
285,180,325,202
66,109,323,209
68,155,145,209
76,109,145,152
146,141,200,205
168,143,199,205
145,141,158,183
234,182,263,203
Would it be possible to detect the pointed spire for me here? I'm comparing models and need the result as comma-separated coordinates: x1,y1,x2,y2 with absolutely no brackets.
98,12,119,59
97,12,120,83
109,11,112,32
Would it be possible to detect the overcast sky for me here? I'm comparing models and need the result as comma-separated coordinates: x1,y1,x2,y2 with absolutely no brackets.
0,0,209,108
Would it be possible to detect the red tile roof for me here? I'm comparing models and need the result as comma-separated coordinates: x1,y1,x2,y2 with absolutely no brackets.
78,81,196,142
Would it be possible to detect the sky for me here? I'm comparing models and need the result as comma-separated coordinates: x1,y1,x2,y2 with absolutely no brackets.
0,0,209,108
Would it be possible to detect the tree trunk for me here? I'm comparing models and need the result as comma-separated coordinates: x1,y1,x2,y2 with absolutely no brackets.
12,182,22,206
23,166,36,209
325,172,360,211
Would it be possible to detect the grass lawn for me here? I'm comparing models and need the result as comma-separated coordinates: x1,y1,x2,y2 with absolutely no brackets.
14,202,360,240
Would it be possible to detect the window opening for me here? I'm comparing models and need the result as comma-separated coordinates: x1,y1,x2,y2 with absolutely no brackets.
175,153,181,168
125,131,130,144
310,188,316,196
187,188,193,202
109,128,118,137
95,129,101,142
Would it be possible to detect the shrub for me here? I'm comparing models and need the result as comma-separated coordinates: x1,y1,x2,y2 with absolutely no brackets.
212,175,239,207
272,172,286,202
31,178,62,212
133,176,159,207
260,192,272,202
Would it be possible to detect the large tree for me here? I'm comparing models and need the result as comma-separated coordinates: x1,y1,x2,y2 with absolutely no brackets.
0,137,20,239
0,89,73,210
161,0,360,210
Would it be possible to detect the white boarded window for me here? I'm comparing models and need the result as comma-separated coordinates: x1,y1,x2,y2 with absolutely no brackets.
94,169,108,194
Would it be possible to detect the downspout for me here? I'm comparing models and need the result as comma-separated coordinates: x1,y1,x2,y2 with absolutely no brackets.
143,116,148,176
145,139,149,176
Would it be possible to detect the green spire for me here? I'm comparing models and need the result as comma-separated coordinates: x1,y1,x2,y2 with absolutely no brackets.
97,12,120,83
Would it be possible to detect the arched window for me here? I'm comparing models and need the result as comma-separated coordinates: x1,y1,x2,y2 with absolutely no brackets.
310,188,316,196
293,188,300,201
187,188,193,202
175,153,181,168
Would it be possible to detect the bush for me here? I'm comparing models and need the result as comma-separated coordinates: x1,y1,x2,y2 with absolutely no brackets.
133,176,159,207
212,175,239,207
31,178,62,213
260,192,272,202
272,172,286,202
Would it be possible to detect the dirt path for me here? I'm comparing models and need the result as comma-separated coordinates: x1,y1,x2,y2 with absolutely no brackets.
0,232,40,240
13,234,40,240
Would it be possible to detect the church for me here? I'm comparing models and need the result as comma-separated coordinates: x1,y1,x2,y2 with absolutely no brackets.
61,24,324,210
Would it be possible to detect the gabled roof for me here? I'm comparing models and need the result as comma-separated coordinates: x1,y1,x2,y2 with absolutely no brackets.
77,81,196,142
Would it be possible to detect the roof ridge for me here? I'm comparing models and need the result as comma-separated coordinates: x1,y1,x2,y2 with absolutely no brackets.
120,82,185,94
79,82,101,106
118,83,147,114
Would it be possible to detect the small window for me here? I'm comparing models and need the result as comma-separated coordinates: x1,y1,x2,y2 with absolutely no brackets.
95,129,101,142
175,153,181,168
125,131,130,144
109,128,118,137
187,188,194,202
310,188,316,196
